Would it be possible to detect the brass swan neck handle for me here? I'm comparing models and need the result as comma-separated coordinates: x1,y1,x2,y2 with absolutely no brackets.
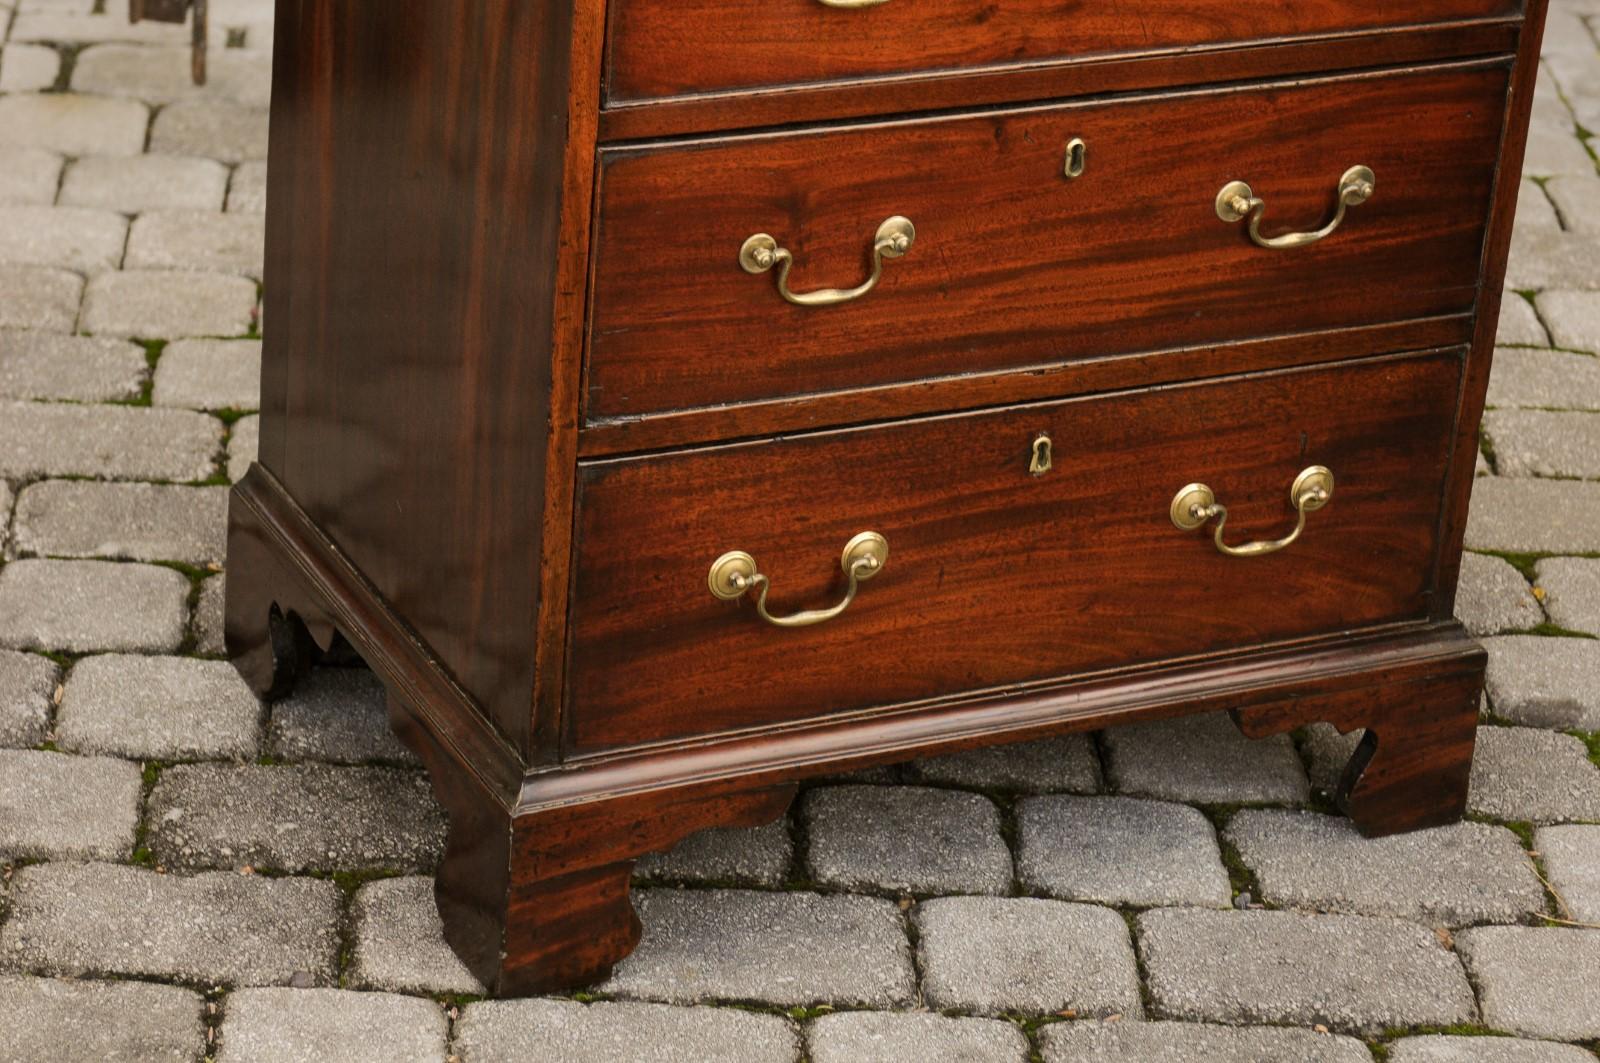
709,532,889,628
740,217,914,308
1216,166,1374,250
1170,466,1335,557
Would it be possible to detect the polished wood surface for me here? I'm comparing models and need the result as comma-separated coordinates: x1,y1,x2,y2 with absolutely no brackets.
568,350,1463,752
587,63,1505,422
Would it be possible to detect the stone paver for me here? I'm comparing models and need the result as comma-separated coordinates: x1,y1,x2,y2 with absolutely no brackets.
12,481,228,564
1507,228,1600,291
1389,1036,1597,1062
1455,553,1544,636
1484,409,1600,479
1538,289,1600,352
910,732,1102,793
0,400,221,481
0,44,60,92
195,572,225,654
1017,795,1230,908
456,999,799,1063
126,210,265,278
1464,478,1600,553
1547,175,1600,235
808,1011,1026,1063
1487,348,1600,410
229,412,258,481
0,976,205,1063
0,559,190,653
1038,1020,1375,1063
265,666,415,765
914,896,1143,1018
0,649,55,748
348,876,484,996
10,9,190,46
229,160,268,213
1522,123,1596,177
602,889,915,1007
81,269,257,339
1496,297,1549,346
0,93,149,156
0,204,127,274
1469,726,1600,824
634,819,792,886
0,749,140,861
0,862,341,986
148,762,445,872
1483,635,1600,729
1102,710,1310,805
1534,824,1600,923
72,44,272,108
57,654,261,760
150,99,269,163
0,146,62,205
802,784,1012,895
1536,556,1600,634
60,154,230,214
217,988,447,1063
0,265,82,331
0,329,147,401
1226,810,1543,925
1138,908,1477,1034
152,337,262,409
1455,927,1600,1041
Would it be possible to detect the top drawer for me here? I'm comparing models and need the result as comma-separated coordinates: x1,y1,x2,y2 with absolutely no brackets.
604,0,1519,104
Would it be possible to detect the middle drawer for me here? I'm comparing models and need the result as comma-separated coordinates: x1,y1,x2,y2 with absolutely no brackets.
587,62,1506,423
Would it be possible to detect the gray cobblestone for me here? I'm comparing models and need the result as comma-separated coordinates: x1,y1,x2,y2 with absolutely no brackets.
1522,123,1597,177
58,653,261,760
802,784,1012,895
12,480,227,564
149,762,445,872
348,876,484,995
0,205,126,274
1138,907,1477,1034
1017,795,1230,908
1535,556,1600,634
1102,710,1309,805
1537,289,1600,352
0,147,62,206
0,649,56,748
1226,810,1542,925
915,896,1141,1017
11,8,190,45
0,93,149,157
0,44,60,92
1464,478,1600,553
1483,409,1600,479
150,100,269,163
60,154,230,214
1496,297,1550,346
1390,1036,1597,1063
603,889,915,1007
194,572,224,654
457,999,799,1063
0,266,82,332
1298,723,1364,798
72,44,272,107
1506,229,1600,291
1039,1020,1375,1063
0,749,140,860
1455,553,1544,636
0,559,189,653
217,988,447,1063
152,337,261,409
808,1011,1026,1063
1515,180,1562,232
0,862,341,986
0,329,147,402
0,401,221,481
1535,824,1600,923
634,819,792,886
910,733,1102,793
0,975,205,1063
1487,348,1600,410
127,211,265,278
1547,174,1600,234
1483,635,1600,730
228,413,258,481
0,478,10,552
1469,726,1600,824
265,666,414,765
228,160,267,213
81,269,257,339
1456,927,1600,1041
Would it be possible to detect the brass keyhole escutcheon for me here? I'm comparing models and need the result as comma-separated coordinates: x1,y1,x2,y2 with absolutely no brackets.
1030,433,1053,476
1064,138,1087,179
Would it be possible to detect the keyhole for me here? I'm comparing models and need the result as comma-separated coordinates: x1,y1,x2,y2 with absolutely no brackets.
1030,433,1053,476
1064,137,1087,179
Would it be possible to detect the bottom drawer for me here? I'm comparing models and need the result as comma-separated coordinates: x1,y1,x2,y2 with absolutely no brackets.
566,350,1464,754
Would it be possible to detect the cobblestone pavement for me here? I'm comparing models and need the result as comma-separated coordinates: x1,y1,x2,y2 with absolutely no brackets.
2,2,1599,1061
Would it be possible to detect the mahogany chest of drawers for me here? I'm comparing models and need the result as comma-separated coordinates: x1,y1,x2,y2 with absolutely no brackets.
229,0,1548,995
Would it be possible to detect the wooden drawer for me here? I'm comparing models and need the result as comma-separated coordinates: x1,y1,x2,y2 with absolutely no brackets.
604,0,1518,104
565,349,1464,754
586,63,1505,423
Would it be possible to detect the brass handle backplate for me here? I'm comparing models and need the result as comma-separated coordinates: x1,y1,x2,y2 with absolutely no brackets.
740,217,914,308
709,532,888,628
1216,166,1374,249
1170,466,1334,558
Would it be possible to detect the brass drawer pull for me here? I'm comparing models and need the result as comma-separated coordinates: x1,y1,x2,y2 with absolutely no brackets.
1216,166,1374,249
709,532,888,628
1170,466,1334,558
740,217,914,308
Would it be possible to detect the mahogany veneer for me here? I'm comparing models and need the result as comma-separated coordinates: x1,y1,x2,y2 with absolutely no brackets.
231,0,1547,995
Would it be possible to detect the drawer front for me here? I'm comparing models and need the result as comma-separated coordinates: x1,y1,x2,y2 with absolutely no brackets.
587,64,1505,422
605,0,1518,103
566,350,1464,754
